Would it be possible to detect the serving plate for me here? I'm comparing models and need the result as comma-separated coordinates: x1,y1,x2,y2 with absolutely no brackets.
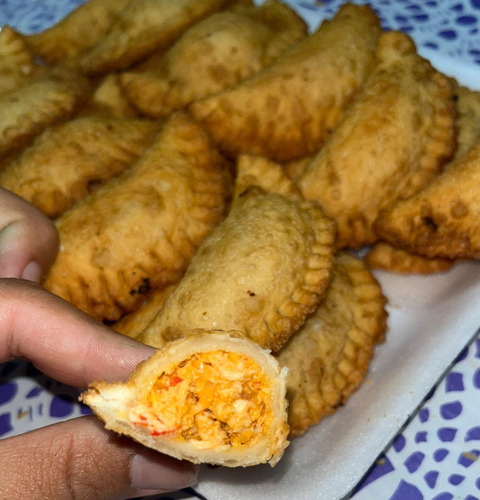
1,1,479,499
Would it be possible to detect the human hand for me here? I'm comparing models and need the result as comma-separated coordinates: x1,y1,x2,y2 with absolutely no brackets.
0,189,198,498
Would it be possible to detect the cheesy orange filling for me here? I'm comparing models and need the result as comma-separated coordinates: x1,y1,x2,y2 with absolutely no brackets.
129,350,273,449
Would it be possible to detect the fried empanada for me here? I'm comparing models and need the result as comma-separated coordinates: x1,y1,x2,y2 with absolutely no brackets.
138,187,336,351
25,0,129,64
0,116,161,217
0,69,90,159
81,332,289,467
0,26,43,95
374,143,480,260
120,0,307,118
43,112,232,321
234,154,301,200
364,242,455,274
80,74,140,119
76,0,236,75
189,3,381,161
113,286,175,339
297,31,456,249
276,252,388,437
452,83,480,159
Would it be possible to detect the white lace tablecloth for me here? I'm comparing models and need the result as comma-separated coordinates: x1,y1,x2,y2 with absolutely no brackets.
1,1,479,499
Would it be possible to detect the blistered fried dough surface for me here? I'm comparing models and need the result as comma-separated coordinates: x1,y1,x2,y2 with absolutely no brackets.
0,69,90,159
0,26,43,95
43,112,231,321
0,116,161,218
76,0,235,75
276,252,388,438
297,31,456,249
364,242,455,274
81,333,289,467
374,143,480,260
113,286,176,340
234,154,301,200
25,0,129,65
120,0,307,118
189,3,381,162
452,83,480,159
139,188,336,351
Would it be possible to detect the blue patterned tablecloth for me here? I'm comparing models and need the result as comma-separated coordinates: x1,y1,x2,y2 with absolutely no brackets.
1,2,479,499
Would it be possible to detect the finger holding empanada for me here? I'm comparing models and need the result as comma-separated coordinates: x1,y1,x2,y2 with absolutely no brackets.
75,0,237,76
138,187,336,352
0,116,161,218
189,3,382,162
374,143,480,260
297,31,456,249
120,0,307,118
276,252,388,437
44,112,232,321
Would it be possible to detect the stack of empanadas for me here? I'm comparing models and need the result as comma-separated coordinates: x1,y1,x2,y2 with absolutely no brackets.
1,0,478,470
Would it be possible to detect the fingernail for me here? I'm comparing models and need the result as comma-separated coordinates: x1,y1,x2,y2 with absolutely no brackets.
130,451,199,492
21,261,42,282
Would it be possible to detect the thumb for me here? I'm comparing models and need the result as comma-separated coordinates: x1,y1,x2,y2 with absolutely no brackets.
0,415,198,499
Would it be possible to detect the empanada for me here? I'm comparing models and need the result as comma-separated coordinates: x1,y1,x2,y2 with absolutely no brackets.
25,0,129,64
43,112,232,321
374,143,480,260
364,242,455,274
0,69,91,159
0,26,43,95
452,82,480,159
81,332,289,467
0,116,161,217
120,0,307,118
276,252,388,437
189,3,381,161
138,187,336,351
76,0,236,75
297,31,456,249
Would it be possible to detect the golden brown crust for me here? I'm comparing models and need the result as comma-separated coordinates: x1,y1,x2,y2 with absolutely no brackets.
374,143,480,260
138,187,336,351
120,0,307,118
297,31,456,249
234,154,301,200
25,0,129,64
364,242,456,274
452,82,480,159
276,252,388,437
189,3,382,161
75,0,236,75
0,116,161,217
81,332,290,467
43,112,232,321
0,26,43,95
0,69,91,159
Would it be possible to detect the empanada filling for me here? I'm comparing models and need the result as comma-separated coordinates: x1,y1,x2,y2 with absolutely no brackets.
129,350,273,449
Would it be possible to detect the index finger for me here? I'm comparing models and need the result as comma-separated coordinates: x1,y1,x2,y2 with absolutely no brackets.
0,279,155,386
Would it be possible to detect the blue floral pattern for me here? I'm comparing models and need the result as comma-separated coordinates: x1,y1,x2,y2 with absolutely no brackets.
1,1,479,499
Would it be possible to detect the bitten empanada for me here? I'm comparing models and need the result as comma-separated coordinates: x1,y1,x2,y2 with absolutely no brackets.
25,0,129,65
297,31,456,249
189,3,381,161
374,143,480,260
0,116,161,218
276,252,388,437
364,242,455,274
81,332,289,467
138,187,336,351
0,69,90,159
120,0,307,118
75,0,236,75
43,112,232,321
0,26,43,95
